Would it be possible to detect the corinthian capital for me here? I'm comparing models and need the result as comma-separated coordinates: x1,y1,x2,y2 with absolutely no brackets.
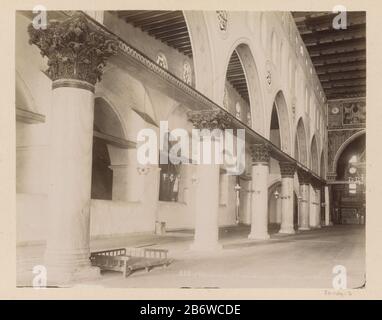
297,169,311,185
250,143,270,164
279,161,297,178
187,110,234,130
28,12,118,88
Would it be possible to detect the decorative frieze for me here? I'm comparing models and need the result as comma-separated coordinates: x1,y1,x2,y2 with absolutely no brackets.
250,143,270,164
279,161,297,178
216,11,228,32
28,12,118,87
187,110,234,130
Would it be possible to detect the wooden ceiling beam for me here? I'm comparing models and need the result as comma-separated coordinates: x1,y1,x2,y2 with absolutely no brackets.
306,38,365,54
301,24,365,43
160,31,190,41
321,78,366,87
144,21,186,33
151,26,189,37
310,49,366,63
315,60,365,72
127,11,173,23
133,11,183,27
326,91,366,99
141,17,186,31
166,37,191,46
318,70,366,81
325,85,366,93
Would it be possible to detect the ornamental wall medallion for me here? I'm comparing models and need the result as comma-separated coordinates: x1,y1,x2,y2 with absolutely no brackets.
265,60,272,90
216,11,228,32
156,52,168,70
182,61,192,85
223,88,229,110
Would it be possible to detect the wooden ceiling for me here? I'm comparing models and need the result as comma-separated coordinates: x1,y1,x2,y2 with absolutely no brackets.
118,10,249,104
292,11,366,100
117,10,193,57
226,50,250,104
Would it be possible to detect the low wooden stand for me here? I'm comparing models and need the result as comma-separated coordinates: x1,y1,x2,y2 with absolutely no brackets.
90,247,172,277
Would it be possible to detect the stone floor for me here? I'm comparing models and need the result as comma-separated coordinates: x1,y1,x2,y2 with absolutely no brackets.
17,224,365,289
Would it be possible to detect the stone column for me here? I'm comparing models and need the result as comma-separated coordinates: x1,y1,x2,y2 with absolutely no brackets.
248,143,270,240
309,184,321,228
315,186,322,228
28,13,117,285
297,169,311,230
187,110,234,252
278,162,297,234
324,185,331,226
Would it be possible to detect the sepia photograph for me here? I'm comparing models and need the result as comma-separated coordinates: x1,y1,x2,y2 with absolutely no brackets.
14,7,366,290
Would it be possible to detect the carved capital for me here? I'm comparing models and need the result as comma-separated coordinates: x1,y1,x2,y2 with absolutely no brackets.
250,143,270,164
297,169,311,185
28,12,118,88
187,110,234,131
279,161,296,178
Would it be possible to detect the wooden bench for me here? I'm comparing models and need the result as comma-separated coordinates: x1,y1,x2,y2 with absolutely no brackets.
90,247,172,277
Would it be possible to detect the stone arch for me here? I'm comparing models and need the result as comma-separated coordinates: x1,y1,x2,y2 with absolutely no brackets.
333,129,366,173
222,41,266,135
270,90,292,154
310,135,319,174
183,11,214,99
91,97,128,200
295,117,308,166
94,97,127,139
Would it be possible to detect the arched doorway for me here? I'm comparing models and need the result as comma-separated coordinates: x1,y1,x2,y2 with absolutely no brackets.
333,133,366,224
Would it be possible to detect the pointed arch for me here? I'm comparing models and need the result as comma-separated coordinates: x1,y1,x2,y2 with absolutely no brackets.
310,135,319,174
223,42,265,134
270,90,292,154
295,117,308,166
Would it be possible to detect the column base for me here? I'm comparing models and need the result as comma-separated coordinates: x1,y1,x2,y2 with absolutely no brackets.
189,242,222,253
46,265,100,287
248,232,270,240
278,228,295,234
44,248,100,286
298,226,310,231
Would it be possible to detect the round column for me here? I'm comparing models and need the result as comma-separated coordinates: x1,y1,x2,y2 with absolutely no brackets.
248,143,270,240
297,170,311,230
324,185,331,226
278,162,297,234
187,110,234,252
28,13,117,285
